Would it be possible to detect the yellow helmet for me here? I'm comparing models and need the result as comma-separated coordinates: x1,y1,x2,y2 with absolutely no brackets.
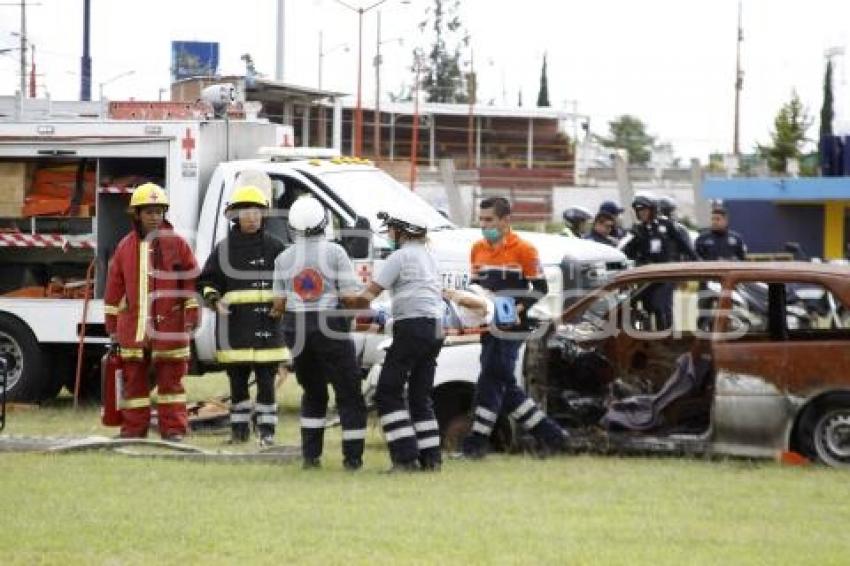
226,185,269,212
129,183,169,209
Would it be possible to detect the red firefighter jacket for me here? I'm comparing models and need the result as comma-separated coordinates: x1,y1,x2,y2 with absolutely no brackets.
104,221,200,360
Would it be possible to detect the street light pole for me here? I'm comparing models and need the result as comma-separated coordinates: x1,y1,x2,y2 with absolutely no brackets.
373,15,404,161
355,7,364,156
332,0,391,156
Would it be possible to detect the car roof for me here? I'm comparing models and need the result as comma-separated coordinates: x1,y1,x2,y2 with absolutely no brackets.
616,261,850,280
613,261,850,303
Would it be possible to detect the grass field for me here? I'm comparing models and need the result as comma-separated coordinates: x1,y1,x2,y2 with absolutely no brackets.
1,373,849,565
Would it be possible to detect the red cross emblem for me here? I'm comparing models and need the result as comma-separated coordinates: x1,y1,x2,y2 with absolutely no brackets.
356,263,372,284
182,128,196,160
293,268,324,302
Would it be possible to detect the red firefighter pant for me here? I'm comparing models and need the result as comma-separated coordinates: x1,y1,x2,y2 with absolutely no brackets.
120,356,188,438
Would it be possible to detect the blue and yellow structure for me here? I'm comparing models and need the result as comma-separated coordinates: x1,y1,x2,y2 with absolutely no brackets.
702,177,850,260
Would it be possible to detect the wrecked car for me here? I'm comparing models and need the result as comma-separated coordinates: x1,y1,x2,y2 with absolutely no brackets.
533,262,850,468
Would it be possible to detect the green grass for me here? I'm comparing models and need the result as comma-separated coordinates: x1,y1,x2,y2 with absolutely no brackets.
2,375,849,565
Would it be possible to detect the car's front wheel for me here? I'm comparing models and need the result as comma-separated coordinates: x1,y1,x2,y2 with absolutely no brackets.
796,393,850,468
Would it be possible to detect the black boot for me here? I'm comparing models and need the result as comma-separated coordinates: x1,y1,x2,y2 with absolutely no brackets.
227,423,250,444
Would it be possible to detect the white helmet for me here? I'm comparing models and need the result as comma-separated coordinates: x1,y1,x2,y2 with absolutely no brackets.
289,196,328,234
378,207,428,236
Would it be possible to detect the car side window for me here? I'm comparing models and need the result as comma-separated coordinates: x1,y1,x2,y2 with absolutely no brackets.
729,283,771,336
784,282,850,334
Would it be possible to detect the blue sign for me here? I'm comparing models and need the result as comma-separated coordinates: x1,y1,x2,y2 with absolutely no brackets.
171,41,219,81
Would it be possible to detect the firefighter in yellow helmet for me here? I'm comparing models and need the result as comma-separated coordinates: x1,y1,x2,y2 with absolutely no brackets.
197,185,287,446
104,182,200,440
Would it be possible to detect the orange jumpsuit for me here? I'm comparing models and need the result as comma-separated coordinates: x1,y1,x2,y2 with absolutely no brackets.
104,221,199,438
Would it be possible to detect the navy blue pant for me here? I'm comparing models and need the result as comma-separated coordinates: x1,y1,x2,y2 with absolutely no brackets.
375,318,444,466
463,332,565,454
226,363,278,437
644,282,674,330
285,322,367,462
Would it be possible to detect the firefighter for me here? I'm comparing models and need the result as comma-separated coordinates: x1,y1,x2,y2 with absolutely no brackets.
104,182,200,441
461,197,568,459
270,196,367,470
695,207,748,261
355,208,445,472
619,194,697,330
562,206,593,237
197,185,287,446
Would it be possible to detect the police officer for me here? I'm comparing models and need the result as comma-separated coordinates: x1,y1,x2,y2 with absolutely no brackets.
695,207,748,261
562,206,593,237
584,212,617,247
619,194,697,330
657,195,693,261
355,208,444,472
461,197,567,459
197,185,287,446
270,196,367,470
598,200,627,241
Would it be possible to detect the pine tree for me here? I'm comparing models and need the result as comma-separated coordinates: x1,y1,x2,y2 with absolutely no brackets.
758,91,813,173
536,53,550,107
820,60,834,139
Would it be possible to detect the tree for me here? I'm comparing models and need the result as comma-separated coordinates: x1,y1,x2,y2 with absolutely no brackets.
595,115,656,165
415,0,469,103
757,90,813,174
536,53,550,107
820,60,834,139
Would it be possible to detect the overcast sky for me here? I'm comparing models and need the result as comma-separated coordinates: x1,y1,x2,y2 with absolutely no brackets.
1,0,849,161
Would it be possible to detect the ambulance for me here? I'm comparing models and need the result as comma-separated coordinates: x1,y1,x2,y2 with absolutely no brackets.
0,97,626,409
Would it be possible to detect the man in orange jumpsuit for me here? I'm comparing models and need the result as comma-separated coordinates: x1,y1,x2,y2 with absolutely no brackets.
104,183,200,440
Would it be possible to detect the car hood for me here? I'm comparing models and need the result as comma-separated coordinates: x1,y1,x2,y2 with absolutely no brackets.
427,228,626,266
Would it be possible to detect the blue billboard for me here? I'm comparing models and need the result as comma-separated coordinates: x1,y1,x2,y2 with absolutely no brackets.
171,41,220,81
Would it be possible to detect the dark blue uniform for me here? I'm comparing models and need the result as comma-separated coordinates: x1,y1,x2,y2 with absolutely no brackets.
620,218,697,330
584,231,616,247
695,229,747,261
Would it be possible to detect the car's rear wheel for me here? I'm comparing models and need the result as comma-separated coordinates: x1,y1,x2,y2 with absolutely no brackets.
795,393,850,468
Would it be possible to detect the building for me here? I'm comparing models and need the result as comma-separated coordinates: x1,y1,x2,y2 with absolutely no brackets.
702,177,850,259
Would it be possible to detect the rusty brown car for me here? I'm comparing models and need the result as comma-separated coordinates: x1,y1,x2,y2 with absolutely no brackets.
534,262,850,467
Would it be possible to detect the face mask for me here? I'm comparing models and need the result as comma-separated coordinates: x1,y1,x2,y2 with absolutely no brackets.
387,237,398,250
482,227,502,243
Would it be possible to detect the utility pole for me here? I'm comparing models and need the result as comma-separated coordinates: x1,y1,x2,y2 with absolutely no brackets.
467,46,475,169
19,0,27,100
410,52,421,191
29,43,35,97
733,0,743,156
276,0,285,81
373,10,381,160
80,0,91,101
